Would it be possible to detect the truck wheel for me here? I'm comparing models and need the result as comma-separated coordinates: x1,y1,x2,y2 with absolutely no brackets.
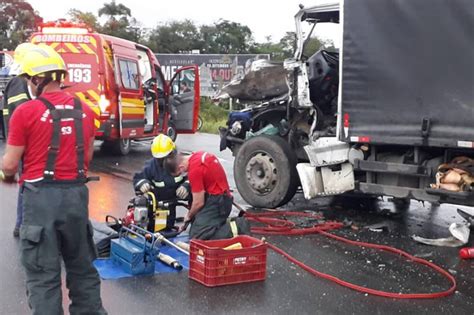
197,115,203,131
234,135,298,208
102,139,131,155
114,138,131,155
167,122,177,142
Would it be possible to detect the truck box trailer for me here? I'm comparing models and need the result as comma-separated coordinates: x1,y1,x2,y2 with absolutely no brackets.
220,0,474,208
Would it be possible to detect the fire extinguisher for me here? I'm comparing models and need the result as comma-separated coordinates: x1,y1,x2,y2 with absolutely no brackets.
459,247,474,259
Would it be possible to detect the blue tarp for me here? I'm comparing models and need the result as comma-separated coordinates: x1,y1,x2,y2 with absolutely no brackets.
93,236,189,280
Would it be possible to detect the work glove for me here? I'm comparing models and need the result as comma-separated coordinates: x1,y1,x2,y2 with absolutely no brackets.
176,185,189,199
179,213,192,233
140,182,152,194
136,180,153,194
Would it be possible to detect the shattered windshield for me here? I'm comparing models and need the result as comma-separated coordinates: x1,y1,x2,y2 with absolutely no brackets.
301,21,341,58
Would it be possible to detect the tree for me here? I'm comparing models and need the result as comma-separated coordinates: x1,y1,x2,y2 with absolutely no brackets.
98,1,139,42
67,9,99,30
98,0,131,19
0,0,43,50
252,34,294,61
147,20,201,53
303,37,336,57
200,20,254,54
252,37,286,61
279,32,298,57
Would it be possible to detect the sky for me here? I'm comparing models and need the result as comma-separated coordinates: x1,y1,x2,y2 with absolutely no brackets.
27,0,340,45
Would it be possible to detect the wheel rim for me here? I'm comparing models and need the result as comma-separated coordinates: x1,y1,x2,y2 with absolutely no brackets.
121,139,130,149
245,152,278,195
167,126,176,139
198,117,203,130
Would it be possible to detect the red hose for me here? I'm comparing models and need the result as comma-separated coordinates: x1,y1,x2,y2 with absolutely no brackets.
244,210,456,299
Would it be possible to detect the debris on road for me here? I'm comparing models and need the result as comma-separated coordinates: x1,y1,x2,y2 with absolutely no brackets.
365,221,394,233
412,223,470,247
412,209,473,247
459,247,474,259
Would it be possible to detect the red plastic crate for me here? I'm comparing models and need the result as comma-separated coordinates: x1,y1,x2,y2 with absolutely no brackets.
189,235,267,287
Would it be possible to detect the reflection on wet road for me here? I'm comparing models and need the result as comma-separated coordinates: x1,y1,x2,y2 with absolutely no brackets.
1,134,473,314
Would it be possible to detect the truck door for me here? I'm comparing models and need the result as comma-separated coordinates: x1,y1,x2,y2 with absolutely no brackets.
115,56,145,138
168,65,200,133
154,66,167,130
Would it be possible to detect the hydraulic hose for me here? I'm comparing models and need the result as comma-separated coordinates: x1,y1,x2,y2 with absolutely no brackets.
243,209,456,299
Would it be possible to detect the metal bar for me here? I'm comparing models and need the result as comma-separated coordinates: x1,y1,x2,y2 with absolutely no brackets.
154,232,190,255
226,135,245,144
354,159,430,177
357,182,440,203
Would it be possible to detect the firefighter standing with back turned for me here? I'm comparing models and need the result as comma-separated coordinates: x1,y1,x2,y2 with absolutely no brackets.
0,45,106,314
2,43,35,237
177,151,250,239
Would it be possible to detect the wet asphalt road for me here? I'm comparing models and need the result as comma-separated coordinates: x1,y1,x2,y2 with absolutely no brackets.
1,133,473,315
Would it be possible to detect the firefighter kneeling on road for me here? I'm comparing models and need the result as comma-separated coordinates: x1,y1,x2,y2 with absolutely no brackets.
0,44,106,314
177,151,250,239
133,134,190,231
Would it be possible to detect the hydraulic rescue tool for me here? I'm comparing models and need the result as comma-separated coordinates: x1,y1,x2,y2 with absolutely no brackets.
107,192,191,275
145,222,191,255
115,191,189,238
157,253,183,270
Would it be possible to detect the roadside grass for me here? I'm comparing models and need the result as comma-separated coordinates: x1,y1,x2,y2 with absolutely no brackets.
199,98,229,134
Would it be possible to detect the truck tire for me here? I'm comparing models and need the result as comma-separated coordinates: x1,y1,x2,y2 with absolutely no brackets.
197,115,203,131
234,135,298,208
102,139,131,156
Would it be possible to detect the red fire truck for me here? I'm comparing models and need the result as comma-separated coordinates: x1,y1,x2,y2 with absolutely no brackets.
30,21,200,154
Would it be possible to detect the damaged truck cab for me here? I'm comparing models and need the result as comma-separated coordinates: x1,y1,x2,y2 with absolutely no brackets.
220,0,474,208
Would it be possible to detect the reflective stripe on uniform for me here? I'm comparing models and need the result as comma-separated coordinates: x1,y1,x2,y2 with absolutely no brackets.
152,181,165,188
174,175,184,183
7,93,28,105
134,179,147,189
3,109,8,115
230,221,238,237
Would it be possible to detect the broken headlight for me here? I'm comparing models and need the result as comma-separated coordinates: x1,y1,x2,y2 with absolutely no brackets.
230,121,242,136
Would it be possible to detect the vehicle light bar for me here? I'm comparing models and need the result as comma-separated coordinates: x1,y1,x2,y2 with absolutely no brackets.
41,27,89,35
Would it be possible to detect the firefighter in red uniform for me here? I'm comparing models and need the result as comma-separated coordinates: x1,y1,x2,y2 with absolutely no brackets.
0,45,106,314
177,151,250,239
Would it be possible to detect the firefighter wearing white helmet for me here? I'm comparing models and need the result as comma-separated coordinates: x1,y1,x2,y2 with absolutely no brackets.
133,134,190,230
0,44,106,314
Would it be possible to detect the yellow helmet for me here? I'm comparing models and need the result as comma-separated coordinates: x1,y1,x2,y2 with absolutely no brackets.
151,134,176,158
18,44,67,79
9,43,37,75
